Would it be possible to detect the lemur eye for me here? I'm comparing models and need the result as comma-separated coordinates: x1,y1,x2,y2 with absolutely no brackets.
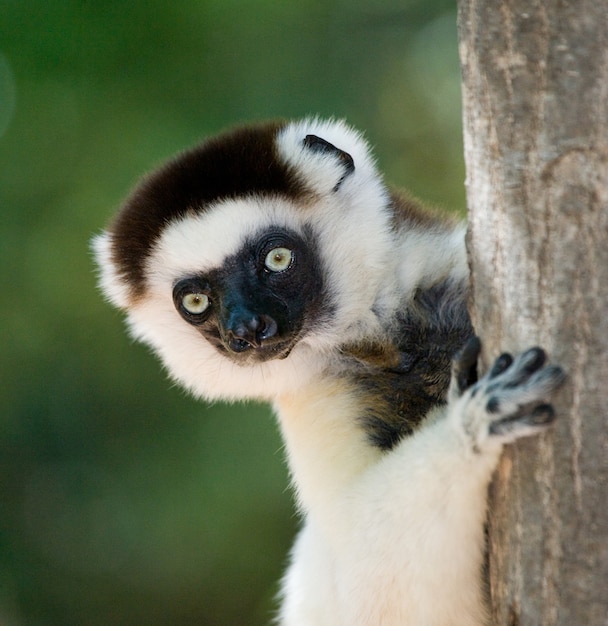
182,292,209,315
264,247,293,272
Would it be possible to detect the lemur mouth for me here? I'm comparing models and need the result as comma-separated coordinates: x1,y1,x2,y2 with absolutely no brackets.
202,330,296,364
221,338,296,364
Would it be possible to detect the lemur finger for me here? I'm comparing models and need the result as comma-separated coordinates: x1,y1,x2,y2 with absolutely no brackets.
528,403,557,425
489,403,556,438
452,336,481,394
528,364,567,395
501,347,547,388
485,364,566,416
488,353,513,379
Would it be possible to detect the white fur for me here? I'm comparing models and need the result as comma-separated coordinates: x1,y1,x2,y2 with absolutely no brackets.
396,225,468,293
92,232,133,309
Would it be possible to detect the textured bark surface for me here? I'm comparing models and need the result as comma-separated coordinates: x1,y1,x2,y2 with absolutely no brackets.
457,1,608,624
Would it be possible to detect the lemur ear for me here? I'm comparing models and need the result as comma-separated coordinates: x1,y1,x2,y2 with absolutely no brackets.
302,134,355,191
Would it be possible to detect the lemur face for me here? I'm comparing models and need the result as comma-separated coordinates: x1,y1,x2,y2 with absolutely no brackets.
171,226,327,364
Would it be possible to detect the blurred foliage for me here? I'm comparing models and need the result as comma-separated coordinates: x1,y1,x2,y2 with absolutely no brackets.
0,1,465,624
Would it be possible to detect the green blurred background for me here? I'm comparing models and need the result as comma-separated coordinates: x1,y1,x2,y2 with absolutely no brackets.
0,1,465,624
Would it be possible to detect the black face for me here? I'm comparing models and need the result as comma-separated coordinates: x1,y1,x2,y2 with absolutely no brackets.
172,228,328,364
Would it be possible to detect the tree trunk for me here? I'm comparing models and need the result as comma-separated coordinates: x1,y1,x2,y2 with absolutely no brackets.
457,1,608,624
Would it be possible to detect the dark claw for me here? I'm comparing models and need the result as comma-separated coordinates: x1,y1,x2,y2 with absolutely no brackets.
521,347,547,372
486,396,500,414
528,403,556,425
453,336,481,393
488,353,513,378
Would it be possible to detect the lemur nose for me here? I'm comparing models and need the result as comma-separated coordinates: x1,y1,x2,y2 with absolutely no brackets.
227,313,278,352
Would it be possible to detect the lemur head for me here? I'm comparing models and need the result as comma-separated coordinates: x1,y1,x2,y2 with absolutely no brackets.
93,119,394,400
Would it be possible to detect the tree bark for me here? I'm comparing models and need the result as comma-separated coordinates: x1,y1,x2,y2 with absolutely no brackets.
457,1,608,624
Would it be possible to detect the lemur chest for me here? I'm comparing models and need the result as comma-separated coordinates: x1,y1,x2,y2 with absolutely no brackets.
340,278,474,450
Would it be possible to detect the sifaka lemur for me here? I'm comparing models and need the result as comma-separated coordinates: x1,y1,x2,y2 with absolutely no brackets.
93,118,565,625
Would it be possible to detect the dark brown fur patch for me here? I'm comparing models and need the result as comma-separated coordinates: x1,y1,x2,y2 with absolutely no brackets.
340,339,404,371
107,120,307,300
343,277,473,450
